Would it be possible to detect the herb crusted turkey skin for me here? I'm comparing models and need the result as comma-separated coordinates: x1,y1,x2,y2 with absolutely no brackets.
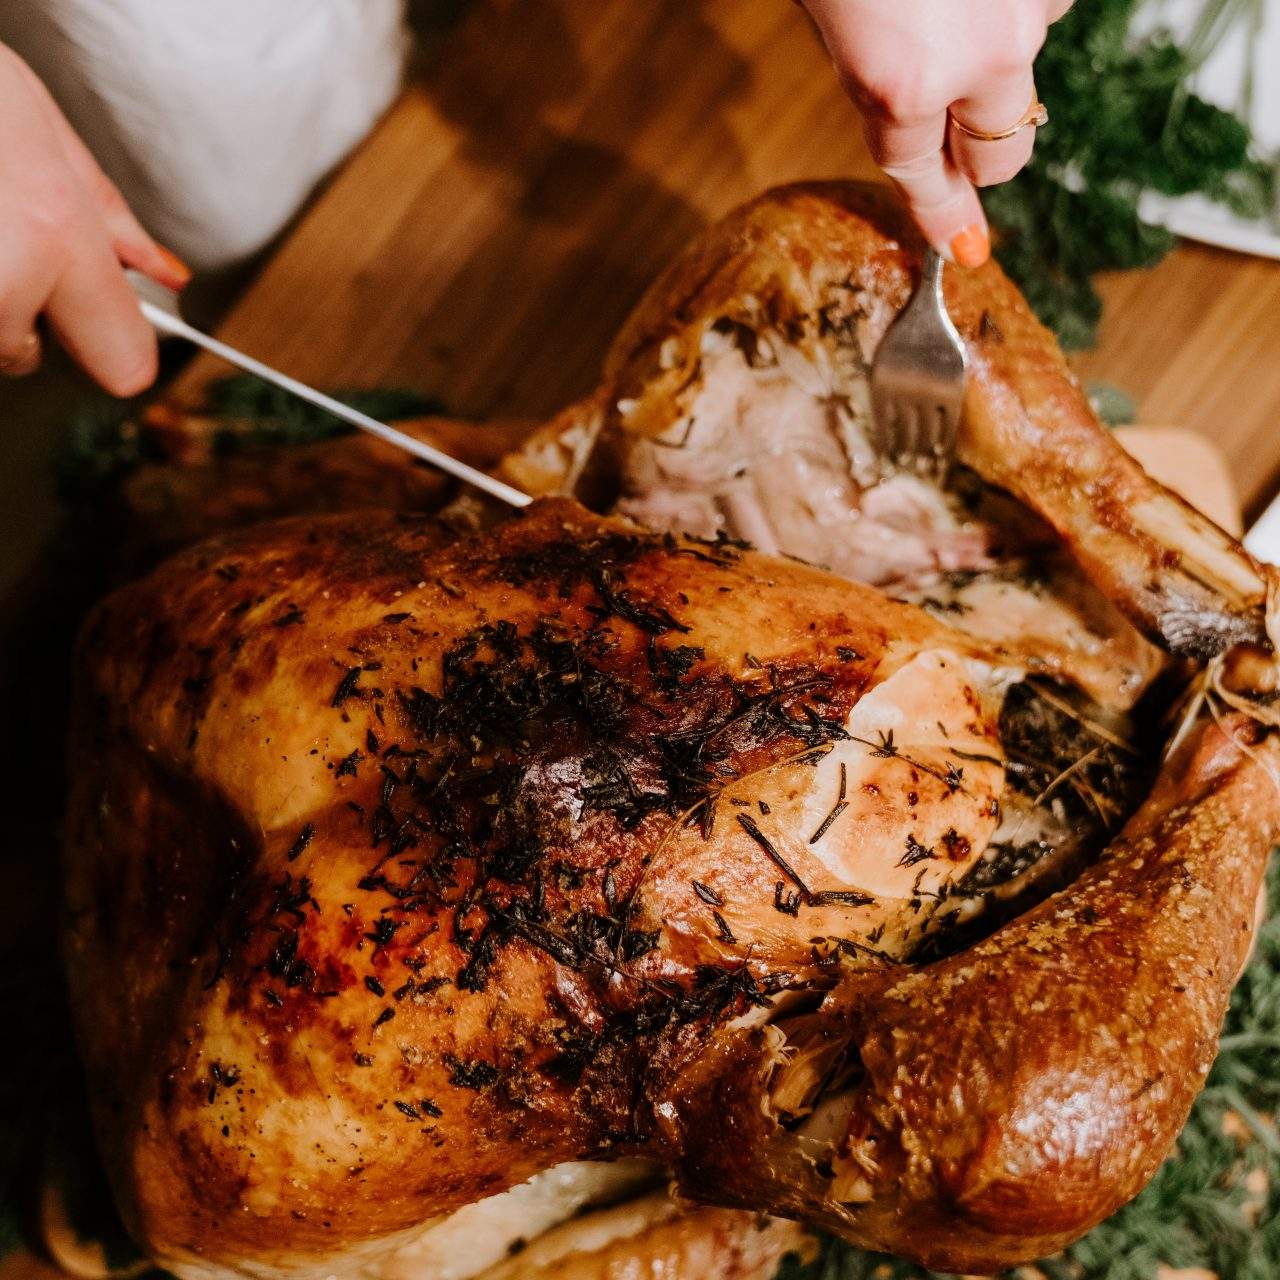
65,500,1280,1277
63,184,1280,1278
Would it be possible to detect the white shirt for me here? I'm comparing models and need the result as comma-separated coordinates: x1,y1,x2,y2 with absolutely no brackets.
0,0,408,270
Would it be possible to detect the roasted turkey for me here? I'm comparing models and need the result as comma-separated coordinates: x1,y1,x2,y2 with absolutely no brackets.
64,184,1280,1279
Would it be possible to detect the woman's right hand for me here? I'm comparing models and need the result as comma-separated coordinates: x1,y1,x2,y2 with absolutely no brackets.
0,43,189,395
800,0,1071,267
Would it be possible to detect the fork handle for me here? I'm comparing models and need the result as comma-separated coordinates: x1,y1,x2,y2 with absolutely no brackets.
898,247,946,321
921,246,945,301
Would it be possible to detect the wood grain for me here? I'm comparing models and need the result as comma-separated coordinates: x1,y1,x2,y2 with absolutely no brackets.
1078,250,1280,522
170,0,1280,520
1115,426,1241,536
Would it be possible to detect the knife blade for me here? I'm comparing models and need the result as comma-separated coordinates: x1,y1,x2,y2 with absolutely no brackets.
127,271,532,510
1247,491,1280,565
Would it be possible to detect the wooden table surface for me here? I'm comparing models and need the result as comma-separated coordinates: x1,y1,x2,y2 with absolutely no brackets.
172,0,1280,522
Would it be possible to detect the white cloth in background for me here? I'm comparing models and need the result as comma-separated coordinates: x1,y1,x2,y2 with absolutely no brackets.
0,0,409,270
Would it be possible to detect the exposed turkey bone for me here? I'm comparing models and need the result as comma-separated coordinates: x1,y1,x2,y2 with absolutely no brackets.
954,263,1269,660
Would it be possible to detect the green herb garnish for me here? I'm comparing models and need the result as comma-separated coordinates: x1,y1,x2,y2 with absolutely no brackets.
52,402,165,502
205,375,445,451
52,374,448,504
987,0,1277,349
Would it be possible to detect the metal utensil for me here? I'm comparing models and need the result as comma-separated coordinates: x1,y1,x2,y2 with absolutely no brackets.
127,271,532,510
869,247,968,476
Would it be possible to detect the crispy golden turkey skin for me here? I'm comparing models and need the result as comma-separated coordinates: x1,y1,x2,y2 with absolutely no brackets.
64,184,1280,1278
65,500,1280,1276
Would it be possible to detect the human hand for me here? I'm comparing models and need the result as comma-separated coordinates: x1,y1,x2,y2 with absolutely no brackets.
800,0,1073,266
0,43,189,394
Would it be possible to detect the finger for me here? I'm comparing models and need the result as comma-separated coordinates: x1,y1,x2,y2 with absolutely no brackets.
0,189,62,363
45,234,159,398
116,237,192,293
864,111,990,267
947,67,1039,189
0,205,57,313
0,331,42,379
15,52,191,291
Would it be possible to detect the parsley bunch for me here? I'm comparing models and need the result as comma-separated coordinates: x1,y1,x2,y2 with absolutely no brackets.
984,0,1277,349
52,375,447,502
204,376,445,451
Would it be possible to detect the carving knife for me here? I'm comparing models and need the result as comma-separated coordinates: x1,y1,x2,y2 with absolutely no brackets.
1247,492,1280,565
127,271,532,510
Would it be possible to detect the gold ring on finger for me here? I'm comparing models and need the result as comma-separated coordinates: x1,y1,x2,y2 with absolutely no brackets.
950,97,1049,142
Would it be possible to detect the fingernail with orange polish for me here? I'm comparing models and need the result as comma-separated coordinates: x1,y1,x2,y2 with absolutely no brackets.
155,245,193,290
950,225,990,269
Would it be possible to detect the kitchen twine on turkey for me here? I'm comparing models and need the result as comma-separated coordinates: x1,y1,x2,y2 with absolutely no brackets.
1167,566,1280,794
